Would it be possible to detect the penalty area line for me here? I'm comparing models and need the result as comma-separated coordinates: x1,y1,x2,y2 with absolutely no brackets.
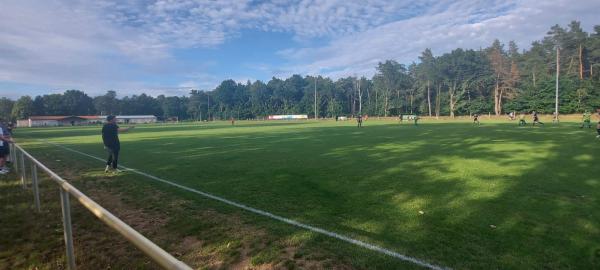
42,140,449,270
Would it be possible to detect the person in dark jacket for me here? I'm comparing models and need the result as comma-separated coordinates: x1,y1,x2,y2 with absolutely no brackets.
102,115,134,173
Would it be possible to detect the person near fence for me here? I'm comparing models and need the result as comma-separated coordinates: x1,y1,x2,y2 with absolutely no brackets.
102,115,134,173
0,120,13,174
4,121,14,166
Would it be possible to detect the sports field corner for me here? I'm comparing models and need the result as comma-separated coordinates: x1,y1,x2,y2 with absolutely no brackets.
3,118,600,269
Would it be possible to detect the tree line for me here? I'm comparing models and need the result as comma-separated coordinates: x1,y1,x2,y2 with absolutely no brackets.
2,21,600,122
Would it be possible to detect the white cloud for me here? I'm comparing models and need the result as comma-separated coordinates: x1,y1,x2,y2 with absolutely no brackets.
275,0,600,79
1,0,599,97
1,0,424,95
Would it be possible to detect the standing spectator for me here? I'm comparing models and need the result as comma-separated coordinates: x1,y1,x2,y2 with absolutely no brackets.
0,119,13,174
102,115,134,173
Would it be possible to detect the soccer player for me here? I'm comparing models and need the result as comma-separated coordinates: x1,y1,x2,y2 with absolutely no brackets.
102,115,134,173
357,115,363,128
580,111,592,128
518,113,527,126
473,114,480,126
413,114,419,126
532,111,544,126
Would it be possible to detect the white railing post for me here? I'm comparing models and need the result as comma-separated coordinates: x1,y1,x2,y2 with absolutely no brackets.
15,143,192,270
19,151,26,189
13,144,19,174
8,143,14,168
60,187,76,270
32,163,41,212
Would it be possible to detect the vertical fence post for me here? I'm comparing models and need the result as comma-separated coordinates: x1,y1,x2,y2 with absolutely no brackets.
31,164,41,212
60,188,76,270
20,151,26,189
8,144,13,167
13,145,19,174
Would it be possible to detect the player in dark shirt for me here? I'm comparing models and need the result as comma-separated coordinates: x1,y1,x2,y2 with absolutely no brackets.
473,114,480,126
102,115,134,173
532,111,544,126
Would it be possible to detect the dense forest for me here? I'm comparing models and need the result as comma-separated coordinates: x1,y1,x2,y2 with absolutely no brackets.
2,21,600,121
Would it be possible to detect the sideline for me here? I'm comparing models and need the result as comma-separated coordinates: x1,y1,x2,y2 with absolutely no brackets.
41,140,448,270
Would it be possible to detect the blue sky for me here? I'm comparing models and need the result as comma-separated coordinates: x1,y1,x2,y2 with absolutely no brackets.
1,0,599,99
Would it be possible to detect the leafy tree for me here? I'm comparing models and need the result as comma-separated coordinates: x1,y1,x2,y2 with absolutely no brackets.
63,90,94,115
93,91,119,115
0,97,14,121
11,96,34,119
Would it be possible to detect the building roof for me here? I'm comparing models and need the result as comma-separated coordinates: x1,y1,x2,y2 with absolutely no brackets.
79,115,103,120
26,115,156,121
116,115,157,119
29,116,74,120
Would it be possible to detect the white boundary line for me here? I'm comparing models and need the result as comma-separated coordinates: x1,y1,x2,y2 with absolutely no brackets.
42,140,448,270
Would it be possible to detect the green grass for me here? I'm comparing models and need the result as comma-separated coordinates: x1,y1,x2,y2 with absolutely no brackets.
11,119,600,269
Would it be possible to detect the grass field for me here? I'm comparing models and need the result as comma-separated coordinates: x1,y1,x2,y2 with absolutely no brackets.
9,119,600,269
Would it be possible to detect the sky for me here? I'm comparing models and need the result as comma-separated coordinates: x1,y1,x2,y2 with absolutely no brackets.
1,0,599,99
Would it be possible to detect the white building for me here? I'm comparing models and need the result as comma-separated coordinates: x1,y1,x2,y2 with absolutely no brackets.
17,116,103,127
16,115,156,127
114,115,157,124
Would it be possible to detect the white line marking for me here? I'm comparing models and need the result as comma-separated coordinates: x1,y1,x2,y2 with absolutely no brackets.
43,140,449,270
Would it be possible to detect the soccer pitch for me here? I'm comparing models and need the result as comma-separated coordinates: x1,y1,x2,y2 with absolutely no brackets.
15,120,600,269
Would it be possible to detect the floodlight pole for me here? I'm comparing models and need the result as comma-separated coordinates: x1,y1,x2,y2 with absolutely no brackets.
314,76,317,120
358,77,362,115
555,46,560,123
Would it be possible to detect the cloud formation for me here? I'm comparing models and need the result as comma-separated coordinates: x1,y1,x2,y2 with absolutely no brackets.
1,0,598,98
276,0,600,78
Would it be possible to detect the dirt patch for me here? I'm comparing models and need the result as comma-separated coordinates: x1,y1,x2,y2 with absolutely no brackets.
80,179,350,270
84,188,169,233
5,157,352,270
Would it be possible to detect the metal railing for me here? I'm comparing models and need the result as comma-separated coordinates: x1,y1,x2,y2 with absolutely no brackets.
8,143,193,270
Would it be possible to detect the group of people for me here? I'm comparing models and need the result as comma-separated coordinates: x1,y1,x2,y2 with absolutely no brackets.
473,111,545,126
6,109,600,176
515,111,545,126
0,120,14,175
0,115,135,175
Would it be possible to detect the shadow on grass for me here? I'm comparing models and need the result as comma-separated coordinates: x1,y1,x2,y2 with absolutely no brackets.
15,122,600,269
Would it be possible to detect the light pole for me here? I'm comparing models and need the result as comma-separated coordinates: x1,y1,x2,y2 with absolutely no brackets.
314,76,318,120
207,93,210,121
555,46,560,123
358,77,362,115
